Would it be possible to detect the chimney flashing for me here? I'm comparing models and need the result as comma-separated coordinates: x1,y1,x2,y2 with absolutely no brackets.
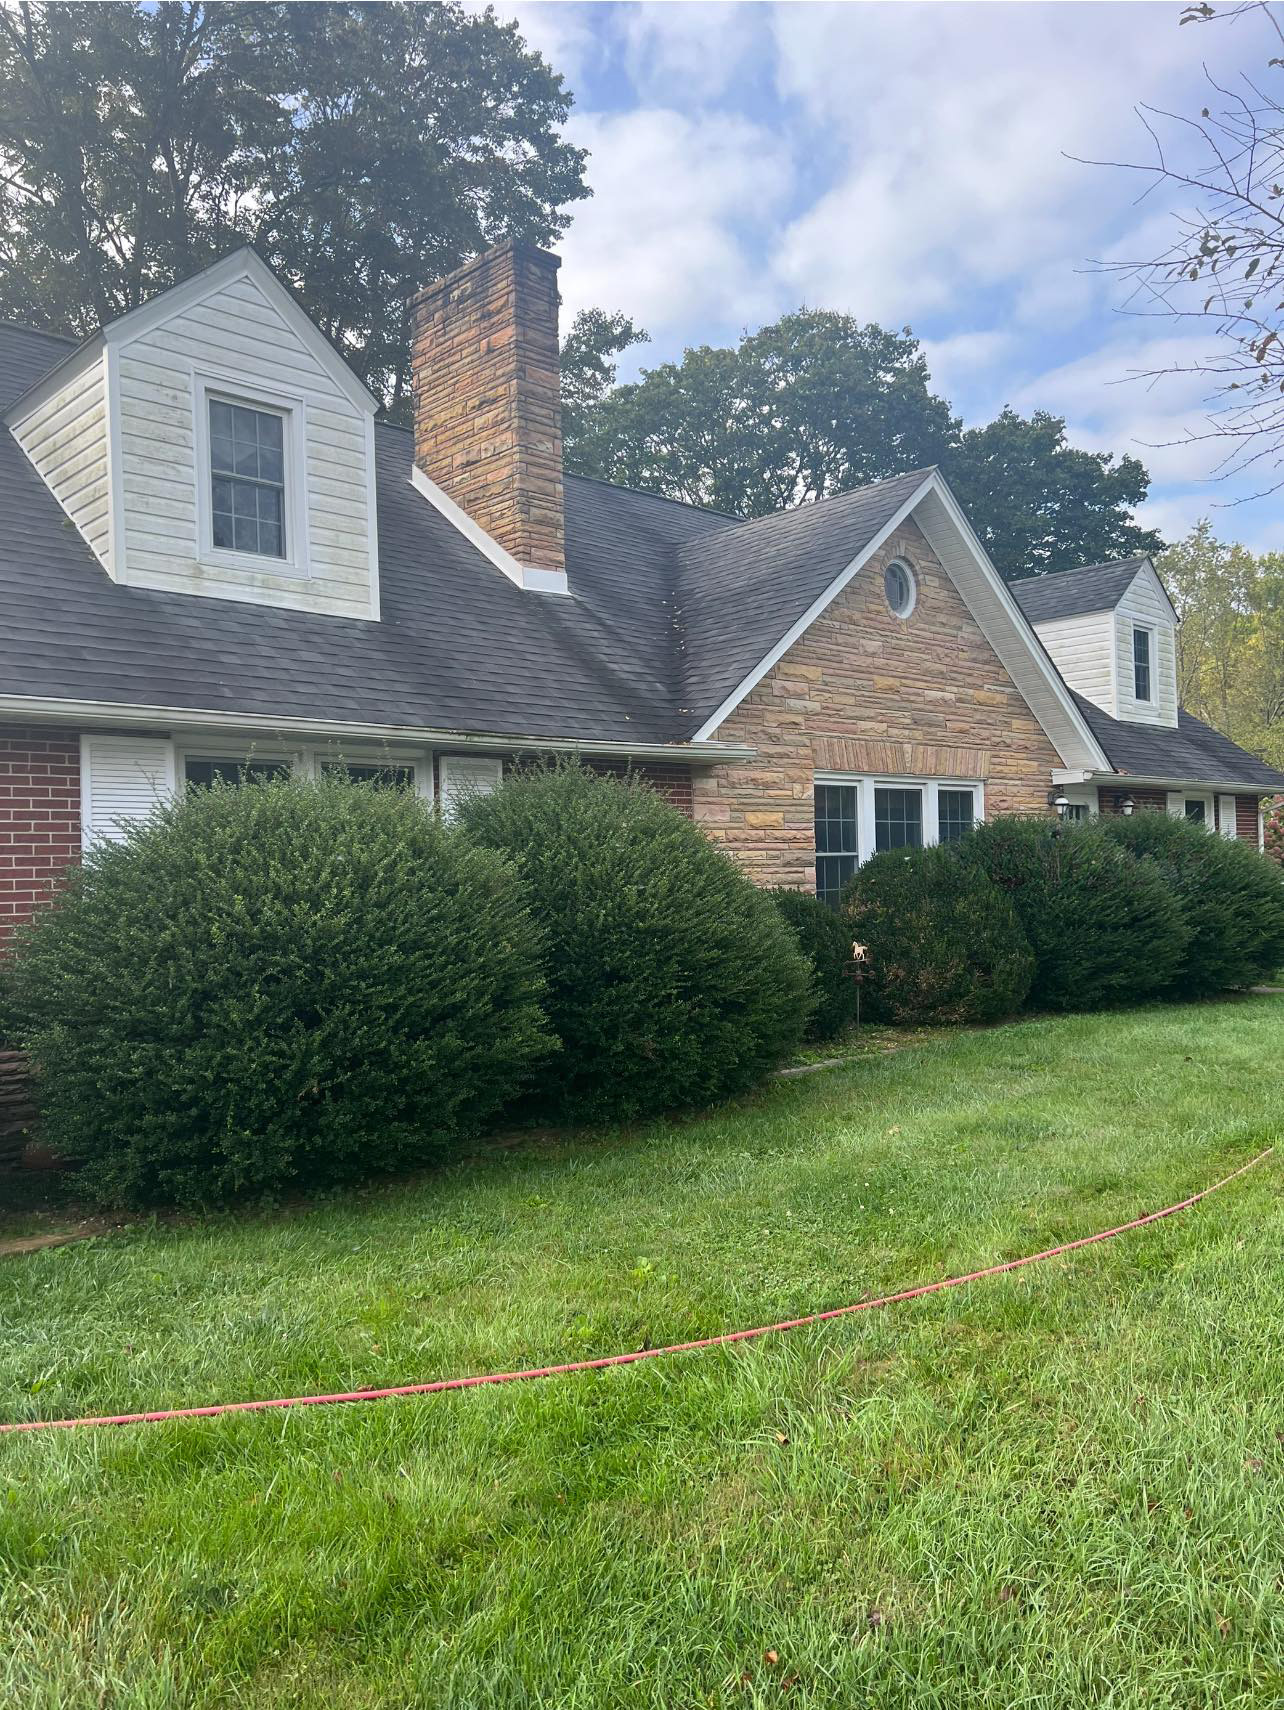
408,464,570,595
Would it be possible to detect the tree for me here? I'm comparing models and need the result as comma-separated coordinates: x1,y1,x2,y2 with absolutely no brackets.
943,409,1164,579
1158,520,1284,768
559,308,649,449
0,1,588,410
565,308,1164,575
1090,1,1284,489
565,309,960,516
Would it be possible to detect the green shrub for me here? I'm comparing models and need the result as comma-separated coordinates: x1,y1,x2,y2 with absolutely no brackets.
839,843,1034,1026
1101,809,1284,995
457,763,812,1122
7,775,551,1207
766,888,860,1040
963,815,1189,1012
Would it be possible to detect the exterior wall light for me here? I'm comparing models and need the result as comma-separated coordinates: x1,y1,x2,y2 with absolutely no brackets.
1053,795,1070,819
1121,796,1136,816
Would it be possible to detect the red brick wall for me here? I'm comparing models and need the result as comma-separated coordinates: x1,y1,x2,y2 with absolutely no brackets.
0,727,80,937
579,757,695,816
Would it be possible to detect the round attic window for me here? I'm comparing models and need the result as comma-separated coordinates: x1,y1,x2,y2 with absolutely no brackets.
883,558,916,618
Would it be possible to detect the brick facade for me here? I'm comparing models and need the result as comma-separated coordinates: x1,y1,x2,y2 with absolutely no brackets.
410,240,565,574
690,519,1064,888
1097,785,1168,817
0,727,80,937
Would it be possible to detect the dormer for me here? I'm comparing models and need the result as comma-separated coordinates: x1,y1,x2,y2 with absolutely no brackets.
4,249,380,621
1010,556,1179,728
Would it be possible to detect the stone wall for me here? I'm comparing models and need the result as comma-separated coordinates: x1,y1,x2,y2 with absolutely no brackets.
690,518,1062,889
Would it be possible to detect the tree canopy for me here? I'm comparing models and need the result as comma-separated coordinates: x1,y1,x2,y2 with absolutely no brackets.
565,308,1164,578
1159,520,1284,771
0,1,588,410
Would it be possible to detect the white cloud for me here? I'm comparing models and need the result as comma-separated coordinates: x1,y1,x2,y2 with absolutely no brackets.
487,1,606,92
618,3,765,105
556,108,793,338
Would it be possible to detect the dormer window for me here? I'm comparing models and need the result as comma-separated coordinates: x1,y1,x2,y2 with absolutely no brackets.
1132,625,1152,702
193,372,308,579
210,400,286,559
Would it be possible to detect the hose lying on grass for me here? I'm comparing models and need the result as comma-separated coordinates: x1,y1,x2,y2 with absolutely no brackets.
1,1146,1272,1435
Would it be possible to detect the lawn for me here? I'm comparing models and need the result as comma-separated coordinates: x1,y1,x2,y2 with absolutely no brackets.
2,998,1283,1709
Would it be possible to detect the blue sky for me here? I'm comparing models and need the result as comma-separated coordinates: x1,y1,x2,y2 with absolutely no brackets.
500,1,1283,551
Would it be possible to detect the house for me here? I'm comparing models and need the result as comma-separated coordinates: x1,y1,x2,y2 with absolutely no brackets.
0,238,1279,936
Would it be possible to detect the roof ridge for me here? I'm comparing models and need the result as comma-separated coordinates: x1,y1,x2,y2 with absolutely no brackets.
563,471,742,522
1009,554,1148,585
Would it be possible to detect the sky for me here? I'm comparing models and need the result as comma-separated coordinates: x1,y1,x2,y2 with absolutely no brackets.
497,0,1283,551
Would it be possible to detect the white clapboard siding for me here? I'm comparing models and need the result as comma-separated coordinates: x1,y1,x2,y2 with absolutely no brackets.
1115,566,1179,727
80,736,176,849
438,756,503,822
1028,609,1116,714
10,351,112,569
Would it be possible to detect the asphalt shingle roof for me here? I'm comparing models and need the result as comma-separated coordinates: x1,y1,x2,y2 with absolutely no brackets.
1072,693,1284,790
1009,557,1151,624
2,321,1282,794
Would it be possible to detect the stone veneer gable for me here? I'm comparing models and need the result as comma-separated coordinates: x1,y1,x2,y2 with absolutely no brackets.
690,517,1063,889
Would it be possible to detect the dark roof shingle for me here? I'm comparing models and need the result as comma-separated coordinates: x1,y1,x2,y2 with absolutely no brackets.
1072,692,1284,790
1010,557,1151,624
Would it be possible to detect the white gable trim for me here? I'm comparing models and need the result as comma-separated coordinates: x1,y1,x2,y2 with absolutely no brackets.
107,248,379,418
1133,557,1180,628
692,476,935,741
408,464,570,595
693,470,1112,773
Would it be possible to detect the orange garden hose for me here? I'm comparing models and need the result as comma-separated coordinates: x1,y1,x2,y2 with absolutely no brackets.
1,1146,1272,1435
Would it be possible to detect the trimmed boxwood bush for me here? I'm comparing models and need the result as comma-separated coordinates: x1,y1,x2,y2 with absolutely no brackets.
840,843,1035,1025
766,887,860,1040
964,815,1189,1012
7,774,551,1207
1101,809,1284,995
457,763,812,1122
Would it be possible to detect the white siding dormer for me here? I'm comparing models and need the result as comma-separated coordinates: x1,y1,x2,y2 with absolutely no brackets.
1114,563,1178,727
7,250,380,621
9,346,112,570
1026,607,1115,712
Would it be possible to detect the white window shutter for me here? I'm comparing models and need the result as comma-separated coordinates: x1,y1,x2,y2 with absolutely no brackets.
438,755,503,822
1166,791,1184,818
80,735,176,849
1218,795,1238,839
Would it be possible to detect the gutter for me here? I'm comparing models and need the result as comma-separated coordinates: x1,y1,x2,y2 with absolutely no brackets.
0,693,755,765
1056,766,1283,796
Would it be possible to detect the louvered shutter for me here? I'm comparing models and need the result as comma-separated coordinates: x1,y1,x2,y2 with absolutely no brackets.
1218,795,1238,840
81,736,176,848
438,755,503,822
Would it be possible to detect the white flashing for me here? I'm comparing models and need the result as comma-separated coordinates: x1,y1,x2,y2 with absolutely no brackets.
692,476,934,741
408,465,570,594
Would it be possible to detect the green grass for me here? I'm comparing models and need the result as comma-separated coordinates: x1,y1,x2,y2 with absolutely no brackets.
2,998,1283,1708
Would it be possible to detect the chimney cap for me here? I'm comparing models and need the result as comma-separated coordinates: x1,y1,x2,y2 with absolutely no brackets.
411,239,561,308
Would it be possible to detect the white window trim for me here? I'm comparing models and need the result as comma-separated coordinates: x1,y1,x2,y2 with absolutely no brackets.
192,367,309,581
176,738,433,802
883,556,917,619
1131,622,1155,705
814,772,986,872
1170,789,1215,829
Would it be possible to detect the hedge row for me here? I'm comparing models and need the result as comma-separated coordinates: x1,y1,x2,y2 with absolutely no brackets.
835,810,1284,1028
6,765,810,1208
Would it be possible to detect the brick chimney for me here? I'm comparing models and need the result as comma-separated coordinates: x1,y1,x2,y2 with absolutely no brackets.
410,240,566,588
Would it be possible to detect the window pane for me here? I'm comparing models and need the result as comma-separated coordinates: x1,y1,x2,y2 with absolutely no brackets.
185,757,290,789
322,762,416,790
815,783,859,907
817,853,858,909
1185,799,1206,823
937,788,974,843
874,787,923,852
208,398,287,559
1133,628,1151,701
